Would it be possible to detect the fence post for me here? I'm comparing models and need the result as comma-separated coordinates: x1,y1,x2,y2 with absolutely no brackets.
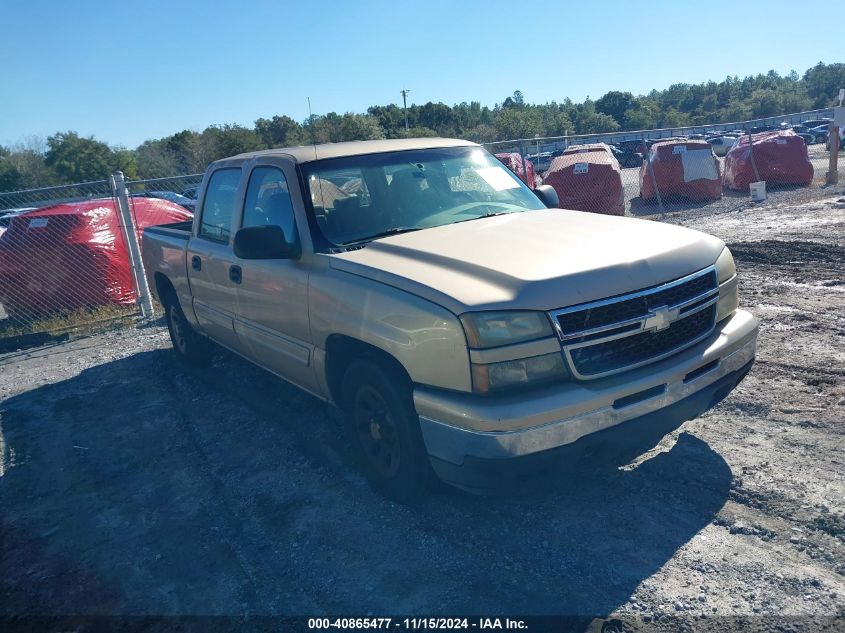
826,121,840,186
644,135,664,216
111,171,155,318
747,131,761,184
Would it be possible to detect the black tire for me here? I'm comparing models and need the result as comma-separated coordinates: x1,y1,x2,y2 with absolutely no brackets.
341,359,431,502
163,290,211,366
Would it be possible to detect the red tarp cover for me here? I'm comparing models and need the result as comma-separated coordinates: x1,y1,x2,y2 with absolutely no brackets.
494,153,537,188
0,197,192,319
723,131,813,191
543,150,624,215
639,140,722,201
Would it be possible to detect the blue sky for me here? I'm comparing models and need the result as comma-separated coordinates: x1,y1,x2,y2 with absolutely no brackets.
0,0,841,149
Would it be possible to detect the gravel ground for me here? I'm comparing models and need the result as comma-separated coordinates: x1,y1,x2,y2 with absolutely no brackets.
1,186,844,631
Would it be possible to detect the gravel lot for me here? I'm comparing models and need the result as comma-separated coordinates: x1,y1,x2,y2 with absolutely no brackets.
1,185,844,631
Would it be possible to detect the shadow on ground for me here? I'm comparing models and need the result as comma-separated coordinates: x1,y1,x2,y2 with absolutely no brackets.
0,345,732,624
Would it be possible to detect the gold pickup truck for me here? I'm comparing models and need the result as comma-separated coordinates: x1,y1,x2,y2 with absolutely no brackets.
142,138,758,501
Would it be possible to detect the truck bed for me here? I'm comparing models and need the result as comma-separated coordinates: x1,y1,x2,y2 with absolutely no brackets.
144,221,193,239
142,221,193,304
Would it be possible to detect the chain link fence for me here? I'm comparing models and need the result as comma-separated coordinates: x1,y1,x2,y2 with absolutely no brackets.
485,112,841,219
0,107,840,349
0,173,201,347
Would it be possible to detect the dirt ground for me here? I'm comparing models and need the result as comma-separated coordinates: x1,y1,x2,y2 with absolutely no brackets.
1,187,844,631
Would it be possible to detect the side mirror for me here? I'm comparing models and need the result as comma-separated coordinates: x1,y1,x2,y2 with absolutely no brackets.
534,184,559,209
233,225,300,260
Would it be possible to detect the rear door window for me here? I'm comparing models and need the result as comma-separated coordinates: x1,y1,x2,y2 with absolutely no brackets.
199,168,241,242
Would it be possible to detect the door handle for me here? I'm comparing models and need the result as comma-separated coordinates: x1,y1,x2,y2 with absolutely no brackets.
191,255,202,271
229,265,242,284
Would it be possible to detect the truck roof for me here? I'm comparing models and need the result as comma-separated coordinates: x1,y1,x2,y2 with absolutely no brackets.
221,137,479,165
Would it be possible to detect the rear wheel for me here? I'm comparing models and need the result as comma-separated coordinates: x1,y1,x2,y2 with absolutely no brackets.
164,290,211,366
342,360,431,502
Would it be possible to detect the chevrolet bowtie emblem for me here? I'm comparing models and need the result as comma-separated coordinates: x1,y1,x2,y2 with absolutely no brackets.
644,305,675,331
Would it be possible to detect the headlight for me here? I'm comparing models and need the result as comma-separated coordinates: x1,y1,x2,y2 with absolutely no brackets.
715,247,739,322
461,311,554,349
715,246,736,283
471,352,568,393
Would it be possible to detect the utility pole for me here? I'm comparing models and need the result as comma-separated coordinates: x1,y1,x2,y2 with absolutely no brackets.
401,88,411,131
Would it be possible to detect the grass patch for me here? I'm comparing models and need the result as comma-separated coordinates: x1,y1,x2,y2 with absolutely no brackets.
0,304,140,352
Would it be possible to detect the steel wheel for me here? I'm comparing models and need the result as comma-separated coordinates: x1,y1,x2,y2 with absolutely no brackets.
341,359,431,501
168,302,188,355
163,290,210,366
353,384,401,478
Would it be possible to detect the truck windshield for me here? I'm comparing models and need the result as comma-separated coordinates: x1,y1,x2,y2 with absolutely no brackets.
301,146,545,247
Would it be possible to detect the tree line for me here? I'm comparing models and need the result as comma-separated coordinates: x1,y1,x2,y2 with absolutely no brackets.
1,62,842,191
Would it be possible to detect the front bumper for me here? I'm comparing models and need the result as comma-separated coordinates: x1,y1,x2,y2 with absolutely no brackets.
414,309,758,486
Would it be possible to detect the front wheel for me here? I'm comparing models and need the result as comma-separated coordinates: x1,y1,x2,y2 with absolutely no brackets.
164,290,211,366
342,360,432,502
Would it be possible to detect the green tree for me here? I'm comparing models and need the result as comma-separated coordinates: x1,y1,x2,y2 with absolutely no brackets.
45,132,116,182
339,114,385,141
595,91,636,125
749,88,782,118
0,146,24,192
802,62,845,108
623,100,660,130
418,102,454,135
112,148,138,180
495,107,542,139
659,108,691,128
135,139,182,179
254,115,307,148
463,124,498,143
395,126,438,138
572,100,621,134
367,104,409,137
205,124,264,158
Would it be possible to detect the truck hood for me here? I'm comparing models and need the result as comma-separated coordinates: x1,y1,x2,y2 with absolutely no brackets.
327,209,725,314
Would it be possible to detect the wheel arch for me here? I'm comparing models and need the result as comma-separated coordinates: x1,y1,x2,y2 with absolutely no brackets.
324,334,412,407
154,272,177,305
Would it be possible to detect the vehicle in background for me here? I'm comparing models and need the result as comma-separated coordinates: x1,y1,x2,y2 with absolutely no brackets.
799,118,832,131
707,136,738,157
526,151,553,173
494,152,537,188
645,137,687,148
545,144,625,215
0,208,37,239
0,198,191,321
796,132,815,146
609,145,643,167
640,139,722,202
825,126,845,151
616,139,647,154
724,131,813,191
182,186,200,200
808,125,830,144
133,190,196,212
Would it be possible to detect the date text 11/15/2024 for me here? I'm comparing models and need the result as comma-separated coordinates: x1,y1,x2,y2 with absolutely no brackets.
307,618,528,630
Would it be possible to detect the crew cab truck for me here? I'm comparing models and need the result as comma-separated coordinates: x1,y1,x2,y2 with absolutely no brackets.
142,138,758,501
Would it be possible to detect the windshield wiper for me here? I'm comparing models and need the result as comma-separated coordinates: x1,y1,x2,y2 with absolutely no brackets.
453,210,512,225
343,226,421,246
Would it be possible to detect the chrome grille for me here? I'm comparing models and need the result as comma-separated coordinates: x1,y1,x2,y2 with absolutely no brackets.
550,267,719,379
